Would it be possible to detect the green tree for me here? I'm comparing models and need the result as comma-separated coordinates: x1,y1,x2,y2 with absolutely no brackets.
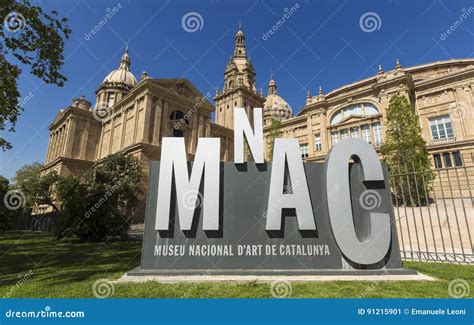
34,171,61,212
381,95,434,206
266,118,282,160
1,1,71,150
0,176,15,232
53,152,141,242
13,162,42,210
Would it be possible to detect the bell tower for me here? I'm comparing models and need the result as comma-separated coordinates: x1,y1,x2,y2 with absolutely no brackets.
214,22,265,129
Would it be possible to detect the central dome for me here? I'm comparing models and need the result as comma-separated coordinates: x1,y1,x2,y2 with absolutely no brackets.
264,78,292,122
103,69,137,87
102,47,137,87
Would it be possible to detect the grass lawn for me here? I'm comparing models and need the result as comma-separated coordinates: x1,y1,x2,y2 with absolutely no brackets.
0,231,472,298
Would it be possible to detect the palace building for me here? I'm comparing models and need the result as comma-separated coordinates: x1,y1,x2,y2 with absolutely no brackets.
40,24,474,218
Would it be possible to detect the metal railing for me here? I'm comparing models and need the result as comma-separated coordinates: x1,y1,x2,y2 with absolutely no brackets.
389,160,473,264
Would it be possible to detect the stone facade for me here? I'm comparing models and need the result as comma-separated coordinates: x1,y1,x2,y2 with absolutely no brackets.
40,25,474,218
269,59,474,198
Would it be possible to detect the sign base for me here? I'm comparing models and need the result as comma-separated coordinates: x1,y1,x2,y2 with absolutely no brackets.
127,267,418,276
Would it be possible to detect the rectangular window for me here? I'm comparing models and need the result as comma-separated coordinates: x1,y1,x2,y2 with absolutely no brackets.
314,135,322,151
373,122,383,145
331,132,339,145
351,127,359,138
300,143,309,159
361,125,371,143
453,151,463,167
429,115,454,140
433,154,442,169
443,152,452,168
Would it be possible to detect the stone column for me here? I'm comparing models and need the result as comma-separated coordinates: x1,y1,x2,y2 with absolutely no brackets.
64,117,77,158
307,114,315,157
205,116,211,137
80,120,90,160
57,126,64,157
119,111,126,150
141,93,152,143
152,100,162,145
132,99,140,143
320,112,328,154
198,114,204,138
51,131,57,160
161,101,169,138
190,112,199,153
109,116,115,155
96,121,105,159
454,87,469,138
370,123,375,144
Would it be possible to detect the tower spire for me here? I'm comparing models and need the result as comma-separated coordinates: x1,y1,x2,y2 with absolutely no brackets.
268,76,277,95
234,22,246,58
119,46,131,70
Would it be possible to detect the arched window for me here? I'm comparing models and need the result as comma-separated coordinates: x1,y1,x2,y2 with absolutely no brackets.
169,110,189,124
169,110,187,137
330,103,379,126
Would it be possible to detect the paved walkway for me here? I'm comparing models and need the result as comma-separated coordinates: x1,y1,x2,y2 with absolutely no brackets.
116,273,434,283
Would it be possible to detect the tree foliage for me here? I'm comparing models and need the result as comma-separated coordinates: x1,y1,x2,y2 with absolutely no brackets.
13,162,42,209
34,170,61,212
266,118,282,160
381,95,434,206
53,152,141,242
0,176,16,232
1,1,71,150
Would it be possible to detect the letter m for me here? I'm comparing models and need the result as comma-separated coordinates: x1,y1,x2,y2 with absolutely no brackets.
155,137,220,231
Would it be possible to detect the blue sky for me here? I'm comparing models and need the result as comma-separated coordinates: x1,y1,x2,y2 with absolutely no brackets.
1,0,473,180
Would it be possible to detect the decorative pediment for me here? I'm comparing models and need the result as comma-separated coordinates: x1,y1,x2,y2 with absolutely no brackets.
148,79,214,112
172,84,193,99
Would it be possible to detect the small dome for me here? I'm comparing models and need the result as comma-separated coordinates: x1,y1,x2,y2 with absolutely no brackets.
264,94,293,120
102,47,137,87
263,77,292,121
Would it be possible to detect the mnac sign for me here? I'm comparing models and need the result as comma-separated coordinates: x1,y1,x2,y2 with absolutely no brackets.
129,108,415,275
